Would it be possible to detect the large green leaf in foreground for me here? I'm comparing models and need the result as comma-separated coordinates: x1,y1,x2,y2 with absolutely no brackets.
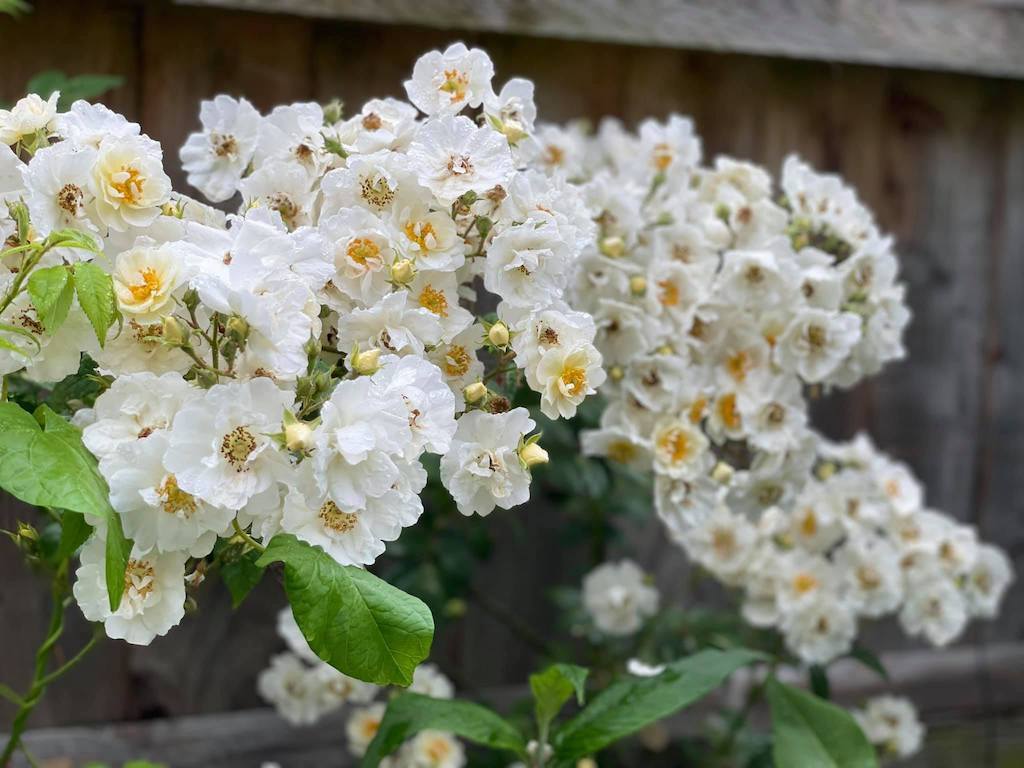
767,677,878,768
362,693,526,768
552,648,764,762
257,534,434,686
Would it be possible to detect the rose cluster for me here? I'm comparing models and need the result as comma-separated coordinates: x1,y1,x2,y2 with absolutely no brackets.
534,116,1014,664
0,44,603,646
259,608,465,768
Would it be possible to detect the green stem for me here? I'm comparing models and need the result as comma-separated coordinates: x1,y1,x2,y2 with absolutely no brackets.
0,565,88,767
232,518,265,553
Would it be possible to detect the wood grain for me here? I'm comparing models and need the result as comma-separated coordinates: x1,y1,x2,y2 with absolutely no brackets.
0,2,1020,753
178,0,1024,79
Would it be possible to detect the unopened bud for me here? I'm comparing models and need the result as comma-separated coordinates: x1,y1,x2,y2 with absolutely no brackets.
609,365,625,382
629,275,647,296
519,442,549,468
487,322,510,348
501,119,528,144
443,597,468,618
161,315,186,346
322,98,344,125
16,521,38,543
182,287,200,313
284,421,315,452
390,258,415,285
711,461,734,485
351,346,382,375
193,367,218,389
226,316,249,345
599,235,626,258
463,381,488,404
816,461,836,481
576,760,598,768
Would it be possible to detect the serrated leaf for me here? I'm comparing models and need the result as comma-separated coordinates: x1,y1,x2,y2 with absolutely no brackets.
552,649,764,762
530,663,589,734
0,402,112,520
27,264,74,333
766,678,878,768
0,403,128,607
0,321,39,356
257,534,434,686
45,227,102,255
73,261,116,346
361,693,526,768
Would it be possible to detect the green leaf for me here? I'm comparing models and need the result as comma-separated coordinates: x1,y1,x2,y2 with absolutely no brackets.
105,512,132,612
552,649,764,762
0,402,112,520
361,693,526,768
221,549,265,608
27,265,74,333
73,262,116,346
25,70,124,110
0,0,33,18
845,645,889,681
530,663,589,733
45,227,102,255
809,664,831,700
0,402,128,607
55,510,93,561
766,678,878,768
0,321,38,357
256,534,434,686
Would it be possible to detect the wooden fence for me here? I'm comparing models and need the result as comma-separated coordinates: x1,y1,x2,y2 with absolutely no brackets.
1,0,1022,759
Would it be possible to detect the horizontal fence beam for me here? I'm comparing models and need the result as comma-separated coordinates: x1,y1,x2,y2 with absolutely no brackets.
8,643,1024,766
176,0,1024,79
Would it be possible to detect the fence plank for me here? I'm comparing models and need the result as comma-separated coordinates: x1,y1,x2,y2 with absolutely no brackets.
179,0,1024,80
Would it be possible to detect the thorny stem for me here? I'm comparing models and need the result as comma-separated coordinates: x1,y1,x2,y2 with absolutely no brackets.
0,563,100,767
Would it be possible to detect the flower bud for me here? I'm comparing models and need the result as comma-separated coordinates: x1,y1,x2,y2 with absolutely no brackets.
501,119,528,144
226,315,249,345
463,381,488,404
609,364,625,382
182,287,201,313
599,235,626,258
161,315,187,346
519,442,549,468
351,346,382,375
629,275,647,296
576,759,598,768
285,420,315,452
390,258,415,285
487,321,510,348
443,597,468,618
711,461,734,485
193,367,219,389
322,98,344,125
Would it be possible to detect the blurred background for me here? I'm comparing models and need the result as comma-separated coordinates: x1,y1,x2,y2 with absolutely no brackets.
1,0,1023,765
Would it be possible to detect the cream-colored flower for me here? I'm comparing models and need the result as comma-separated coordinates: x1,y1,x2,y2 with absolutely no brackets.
90,135,171,231
112,240,190,320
